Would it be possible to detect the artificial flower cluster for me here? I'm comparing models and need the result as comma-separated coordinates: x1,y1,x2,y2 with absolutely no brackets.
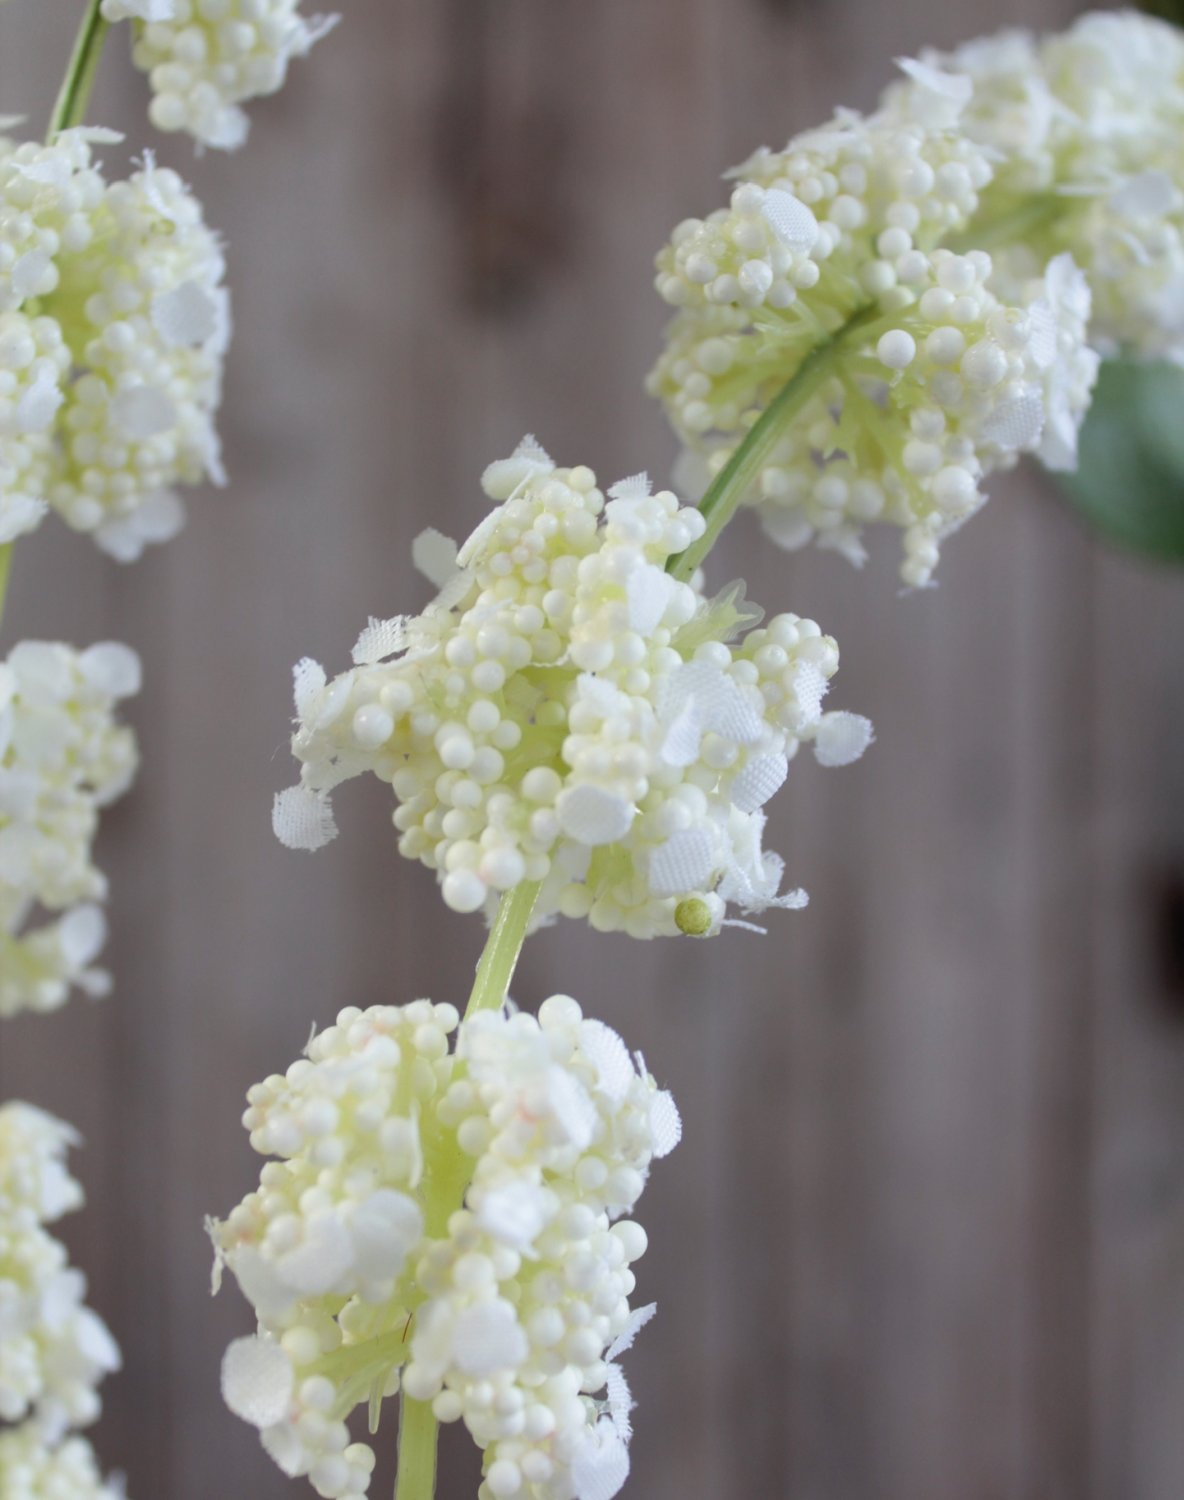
0,1424,125,1500
0,638,140,1017
212,995,680,1500
649,67,1100,584
100,0,338,151
889,10,1184,362
0,1103,121,1462
0,127,229,559
273,440,871,936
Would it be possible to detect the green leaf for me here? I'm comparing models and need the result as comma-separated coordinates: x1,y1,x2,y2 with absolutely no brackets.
1059,360,1184,564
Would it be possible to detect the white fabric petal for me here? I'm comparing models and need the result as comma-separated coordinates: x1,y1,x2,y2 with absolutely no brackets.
272,785,338,850
813,711,874,768
729,753,788,813
556,785,635,846
647,827,716,896
578,1020,634,1104
221,1336,293,1430
411,528,459,589
762,189,820,252
352,616,409,665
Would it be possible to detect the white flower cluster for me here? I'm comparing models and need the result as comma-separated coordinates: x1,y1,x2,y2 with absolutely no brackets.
0,1102,121,1441
0,127,229,557
888,11,1184,363
100,0,338,152
0,1425,124,1500
649,78,1100,584
273,441,871,937
212,994,680,1500
0,639,140,1017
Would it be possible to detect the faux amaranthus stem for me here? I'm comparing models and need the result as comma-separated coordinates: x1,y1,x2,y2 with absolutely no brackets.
392,880,541,1499
666,305,882,582
48,0,109,138
394,1393,438,1500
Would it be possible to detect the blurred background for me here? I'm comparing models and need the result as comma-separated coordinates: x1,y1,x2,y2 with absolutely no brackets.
3,1,1184,1496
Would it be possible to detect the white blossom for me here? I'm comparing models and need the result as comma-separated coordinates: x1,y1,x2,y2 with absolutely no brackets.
0,639,140,1017
0,129,229,557
212,995,680,1500
885,12,1184,362
273,443,870,937
649,95,1099,584
0,1105,84,1227
0,1109,121,1440
0,1424,125,1500
101,0,339,151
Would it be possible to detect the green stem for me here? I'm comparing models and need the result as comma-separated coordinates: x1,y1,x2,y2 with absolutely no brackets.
463,879,541,1020
0,545,12,632
390,882,540,1499
666,306,880,582
394,1393,438,1500
48,0,109,139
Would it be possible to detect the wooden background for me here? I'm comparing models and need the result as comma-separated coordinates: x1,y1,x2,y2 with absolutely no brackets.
3,2,1184,1497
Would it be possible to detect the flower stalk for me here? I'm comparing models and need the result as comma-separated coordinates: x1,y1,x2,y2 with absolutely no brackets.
0,545,12,632
48,0,109,139
394,1394,438,1500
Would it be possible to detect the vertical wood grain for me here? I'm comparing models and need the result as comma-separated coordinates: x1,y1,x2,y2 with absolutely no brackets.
2,3,1183,1499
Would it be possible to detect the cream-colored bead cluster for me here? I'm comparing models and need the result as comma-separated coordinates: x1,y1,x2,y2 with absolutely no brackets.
886,12,1184,362
664,247,1096,587
0,639,140,1017
0,1104,121,1441
101,0,337,151
649,85,1100,585
0,129,229,558
213,995,678,1500
0,1424,124,1500
274,443,870,937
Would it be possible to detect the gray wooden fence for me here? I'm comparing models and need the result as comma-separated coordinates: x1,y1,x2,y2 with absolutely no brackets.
2,2,1183,1497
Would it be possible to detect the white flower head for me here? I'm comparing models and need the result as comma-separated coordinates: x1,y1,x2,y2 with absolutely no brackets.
0,130,229,556
100,0,339,151
888,12,1184,363
274,446,870,936
212,994,677,1500
0,639,139,1017
0,1425,125,1500
0,1111,120,1439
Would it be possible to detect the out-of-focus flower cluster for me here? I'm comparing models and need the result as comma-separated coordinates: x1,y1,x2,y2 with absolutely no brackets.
0,638,140,1017
889,10,1184,363
212,995,680,1500
273,440,871,937
649,69,1100,585
100,0,338,152
0,127,229,558
0,1103,121,1445
0,1423,125,1500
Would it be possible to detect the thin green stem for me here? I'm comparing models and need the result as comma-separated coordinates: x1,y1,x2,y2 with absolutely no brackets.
464,879,541,1020
0,545,12,632
666,306,881,582
48,0,109,140
389,882,540,1499
394,1393,438,1500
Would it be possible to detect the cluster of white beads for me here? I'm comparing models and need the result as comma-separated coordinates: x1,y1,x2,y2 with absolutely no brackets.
697,247,1094,587
0,639,140,1017
649,82,1099,584
101,0,337,152
0,1105,84,1225
0,1103,121,1441
213,995,679,1500
886,12,1184,362
0,1425,124,1500
273,441,870,936
0,128,229,558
